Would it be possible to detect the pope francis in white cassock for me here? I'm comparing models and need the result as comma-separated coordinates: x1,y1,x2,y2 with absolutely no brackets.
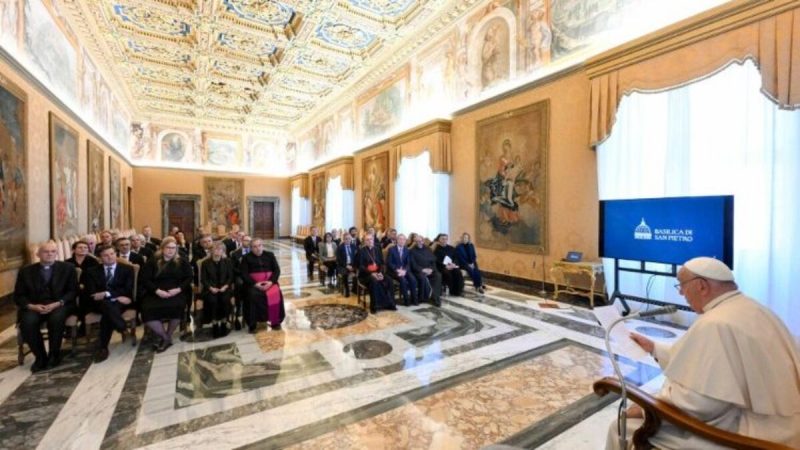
606,257,800,450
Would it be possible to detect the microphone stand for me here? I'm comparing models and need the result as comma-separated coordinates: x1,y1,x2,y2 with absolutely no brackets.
605,315,632,450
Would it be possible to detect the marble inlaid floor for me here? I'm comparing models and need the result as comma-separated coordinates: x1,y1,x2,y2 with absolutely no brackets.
0,239,684,449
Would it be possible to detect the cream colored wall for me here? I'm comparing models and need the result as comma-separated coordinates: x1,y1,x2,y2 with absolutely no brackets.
0,59,134,297
132,168,291,238
450,71,597,282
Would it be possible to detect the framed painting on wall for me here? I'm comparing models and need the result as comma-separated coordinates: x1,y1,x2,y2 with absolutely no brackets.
203,133,242,167
109,156,121,229
311,173,326,229
204,177,244,231
0,74,28,270
476,100,549,253
362,152,389,232
49,112,79,239
87,140,104,232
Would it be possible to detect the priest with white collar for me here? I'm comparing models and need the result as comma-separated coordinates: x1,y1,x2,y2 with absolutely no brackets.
608,256,800,449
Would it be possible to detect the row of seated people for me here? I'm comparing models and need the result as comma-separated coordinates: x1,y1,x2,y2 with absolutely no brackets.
15,227,286,372
302,226,487,313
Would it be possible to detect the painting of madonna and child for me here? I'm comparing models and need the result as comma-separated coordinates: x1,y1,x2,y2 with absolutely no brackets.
476,101,548,254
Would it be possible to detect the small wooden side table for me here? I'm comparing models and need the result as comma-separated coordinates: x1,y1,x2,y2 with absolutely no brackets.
550,261,606,308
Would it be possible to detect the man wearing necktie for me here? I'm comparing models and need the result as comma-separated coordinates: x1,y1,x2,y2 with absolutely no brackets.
387,234,419,306
14,242,78,372
303,226,322,281
115,236,145,266
336,233,358,297
81,245,134,362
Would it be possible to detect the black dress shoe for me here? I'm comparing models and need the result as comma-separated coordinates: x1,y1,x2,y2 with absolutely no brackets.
31,359,48,373
219,323,229,337
94,348,110,363
270,324,282,330
212,323,220,338
248,325,257,334
388,305,398,311
234,319,242,331
156,341,172,353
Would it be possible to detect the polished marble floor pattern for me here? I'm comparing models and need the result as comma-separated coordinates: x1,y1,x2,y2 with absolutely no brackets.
0,240,683,449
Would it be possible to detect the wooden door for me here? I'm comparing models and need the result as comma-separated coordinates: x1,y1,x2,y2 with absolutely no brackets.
168,200,196,242
253,201,275,239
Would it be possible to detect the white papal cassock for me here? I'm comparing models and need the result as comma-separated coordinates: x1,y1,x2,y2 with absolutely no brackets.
609,291,800,449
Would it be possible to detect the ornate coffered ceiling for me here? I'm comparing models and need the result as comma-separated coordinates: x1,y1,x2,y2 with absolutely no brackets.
59,0,476,135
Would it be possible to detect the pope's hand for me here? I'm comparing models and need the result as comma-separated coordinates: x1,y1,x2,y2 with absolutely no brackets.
629,333,654,354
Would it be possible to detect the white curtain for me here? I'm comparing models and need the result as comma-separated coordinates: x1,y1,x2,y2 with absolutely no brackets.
290,186,309,236
598,60,800,337
394,151,450,238
324,176,354,232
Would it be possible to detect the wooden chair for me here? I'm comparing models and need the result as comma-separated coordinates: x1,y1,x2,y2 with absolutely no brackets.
593,377,794,450
116,258,139,346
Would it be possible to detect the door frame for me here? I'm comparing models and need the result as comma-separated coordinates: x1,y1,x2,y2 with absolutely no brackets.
247,196,280,239
161,194,201,239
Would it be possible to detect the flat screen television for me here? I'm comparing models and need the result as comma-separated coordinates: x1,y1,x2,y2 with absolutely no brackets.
599,195,734,267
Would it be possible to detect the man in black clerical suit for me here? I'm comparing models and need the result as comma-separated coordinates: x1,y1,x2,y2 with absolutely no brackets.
303,226,322,280
336,233,358,297
81,245,134,362
14,241,78,372
358,234,395,313
240,239,284,332
115,237,146,267
229,234,251,330
409,234,442,306
433,233,465,297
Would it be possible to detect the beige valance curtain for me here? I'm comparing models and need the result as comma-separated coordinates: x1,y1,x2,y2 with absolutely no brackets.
325,158,354,190
589,3,800,146
289,174,309,198
390,120,452,179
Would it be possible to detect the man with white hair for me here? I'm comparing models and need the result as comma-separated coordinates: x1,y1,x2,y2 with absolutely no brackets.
607,257,800,449
14,241,78,372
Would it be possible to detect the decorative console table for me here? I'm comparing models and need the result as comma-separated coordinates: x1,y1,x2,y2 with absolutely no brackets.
550,261,607,308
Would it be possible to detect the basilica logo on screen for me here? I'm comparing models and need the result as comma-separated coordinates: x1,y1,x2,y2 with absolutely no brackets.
634,218,652,240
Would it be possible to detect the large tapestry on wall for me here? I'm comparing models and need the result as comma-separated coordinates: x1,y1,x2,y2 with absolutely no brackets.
204,178,243,231
362,152,389,232
311,173,326,229
87,141,104,232
109,157,121,229
49,113,79,238
476,101,549,253
0,75,27,270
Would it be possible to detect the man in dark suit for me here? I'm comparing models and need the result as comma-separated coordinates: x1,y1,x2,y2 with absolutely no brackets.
191,234,213,283
348,227,362,248
94,230,113,256
81,245,134,362
303,226,321,280
387,234,418,306
142,225,161,252
336,233,358,297
409,234,442,306
131,234,154,261
223,229,243,255
115,237,146,267
380,228,397,249
229,234,251,330
14,241,79,372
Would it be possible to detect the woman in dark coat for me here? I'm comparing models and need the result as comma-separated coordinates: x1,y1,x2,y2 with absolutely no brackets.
433,233,465,297
455,232,485,294
201,241,234,338
140,237,193,352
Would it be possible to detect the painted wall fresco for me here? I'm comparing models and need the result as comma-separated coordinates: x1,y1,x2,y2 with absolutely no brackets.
109,156,121,229
204,177,244,230
87,140,104,232
0,0,131,153
49,112,79,238
0,75,27,270
476,101,549,254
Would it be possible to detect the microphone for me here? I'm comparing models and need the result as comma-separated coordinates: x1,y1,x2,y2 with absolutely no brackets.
630,305,678,318
603,304,676,449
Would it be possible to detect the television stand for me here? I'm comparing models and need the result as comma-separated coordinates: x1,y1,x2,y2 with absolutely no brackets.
609,259,690,315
